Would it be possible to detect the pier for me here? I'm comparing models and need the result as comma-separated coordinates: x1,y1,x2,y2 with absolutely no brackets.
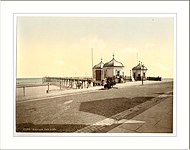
42,76,93,89
16,77,94,97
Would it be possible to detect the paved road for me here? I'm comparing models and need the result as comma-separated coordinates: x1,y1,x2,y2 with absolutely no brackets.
16,81,173,133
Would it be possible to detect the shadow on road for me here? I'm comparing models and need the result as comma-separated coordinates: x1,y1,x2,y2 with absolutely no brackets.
79,97,154,118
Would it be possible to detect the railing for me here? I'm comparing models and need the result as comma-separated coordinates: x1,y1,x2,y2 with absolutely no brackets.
17,77,93,97
43,76,93,83
16,83,51,97
43,77,93,89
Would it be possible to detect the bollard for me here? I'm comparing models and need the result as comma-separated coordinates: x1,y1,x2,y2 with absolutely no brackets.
60,81,61,90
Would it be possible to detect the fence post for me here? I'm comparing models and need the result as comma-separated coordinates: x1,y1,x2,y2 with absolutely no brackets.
47,83,49,93
23,86,25,96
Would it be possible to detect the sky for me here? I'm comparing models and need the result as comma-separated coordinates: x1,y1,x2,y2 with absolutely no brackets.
17,16,174,78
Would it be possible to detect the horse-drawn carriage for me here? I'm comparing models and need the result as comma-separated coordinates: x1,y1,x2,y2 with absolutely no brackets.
103,77,116,89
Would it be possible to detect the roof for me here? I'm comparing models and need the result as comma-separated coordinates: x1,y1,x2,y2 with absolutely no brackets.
93,60,104,69
103,58,124,67
132,62,148,70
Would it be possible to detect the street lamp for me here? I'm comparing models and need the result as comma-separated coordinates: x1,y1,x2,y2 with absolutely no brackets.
141,63,144,85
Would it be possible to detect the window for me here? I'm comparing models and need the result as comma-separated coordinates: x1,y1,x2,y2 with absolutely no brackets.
117,71,120,76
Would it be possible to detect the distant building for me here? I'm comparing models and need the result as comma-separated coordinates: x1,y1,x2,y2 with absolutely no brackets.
93,55,125,84
132,61,148,81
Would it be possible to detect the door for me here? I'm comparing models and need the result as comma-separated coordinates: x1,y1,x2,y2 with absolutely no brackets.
96,70,101,81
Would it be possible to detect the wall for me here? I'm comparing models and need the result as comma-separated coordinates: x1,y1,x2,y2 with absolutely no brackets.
114,68,124,77
132,69,147,80
103,67,124,78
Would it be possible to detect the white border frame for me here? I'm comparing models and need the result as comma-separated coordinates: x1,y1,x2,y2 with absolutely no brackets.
1,1,189,149
13,13,177,137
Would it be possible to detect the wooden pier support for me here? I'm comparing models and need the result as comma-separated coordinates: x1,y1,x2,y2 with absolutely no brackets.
42,77,93,90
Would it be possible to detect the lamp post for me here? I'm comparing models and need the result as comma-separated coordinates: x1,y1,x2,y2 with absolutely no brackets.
141,64,144,85
91,48,94,78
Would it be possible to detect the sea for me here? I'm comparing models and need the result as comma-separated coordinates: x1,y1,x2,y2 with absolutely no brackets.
16,78,43,84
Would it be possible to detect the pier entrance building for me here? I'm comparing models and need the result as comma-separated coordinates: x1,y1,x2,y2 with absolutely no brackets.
132,62,148,81
93,55,125,84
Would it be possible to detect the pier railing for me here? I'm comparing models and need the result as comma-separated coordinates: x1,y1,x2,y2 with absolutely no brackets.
43,76,93,82
16,77,94,97
42,76,93,89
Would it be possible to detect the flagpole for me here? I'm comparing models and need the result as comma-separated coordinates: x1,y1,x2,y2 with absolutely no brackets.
91,48,93,78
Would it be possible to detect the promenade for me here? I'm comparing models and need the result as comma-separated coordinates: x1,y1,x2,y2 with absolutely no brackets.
16,80,173,133
108,95,173,133
17,80,171,102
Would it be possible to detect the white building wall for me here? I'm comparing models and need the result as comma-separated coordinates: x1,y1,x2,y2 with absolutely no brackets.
114,68,124,76
132,69,147,80
101,70,104,80
103,67,124,78
93,69,96,80
106,68,113,77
